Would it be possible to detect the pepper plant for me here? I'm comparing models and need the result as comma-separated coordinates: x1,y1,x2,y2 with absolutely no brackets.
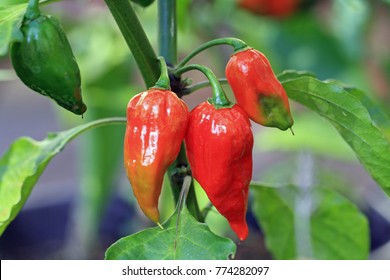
0,0,390,260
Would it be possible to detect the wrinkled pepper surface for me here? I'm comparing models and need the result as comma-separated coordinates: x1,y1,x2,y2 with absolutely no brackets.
226,48,294,130
185,101,253,241
124,88,189,223
11,1,86,115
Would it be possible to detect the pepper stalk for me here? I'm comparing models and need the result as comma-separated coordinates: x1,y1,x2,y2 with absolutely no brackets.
174,64,232,108
152,56,171,90
25,0,40,20
175,38,248,69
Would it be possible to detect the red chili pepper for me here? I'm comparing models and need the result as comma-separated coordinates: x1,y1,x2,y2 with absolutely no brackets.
185,101,253,241
238,0,299,18
124,88,189,223
225,48,294,130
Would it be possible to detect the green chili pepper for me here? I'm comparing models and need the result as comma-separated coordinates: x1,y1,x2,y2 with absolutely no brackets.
10,0,86,115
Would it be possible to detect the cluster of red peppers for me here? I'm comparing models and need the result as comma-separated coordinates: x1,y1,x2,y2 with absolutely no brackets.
124,39,293,241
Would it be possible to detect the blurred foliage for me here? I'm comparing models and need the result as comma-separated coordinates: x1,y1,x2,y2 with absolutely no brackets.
58,8,143,257
252,183,369,259
281,75,390,196
331,0,370,60
254,112,356,161
0,118,125,236
1,0,390,259
2,0,29,4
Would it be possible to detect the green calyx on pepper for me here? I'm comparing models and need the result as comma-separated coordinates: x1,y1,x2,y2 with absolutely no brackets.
10,0,87,115
226,48,294,130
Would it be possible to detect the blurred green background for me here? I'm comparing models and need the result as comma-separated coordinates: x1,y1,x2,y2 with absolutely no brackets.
0,0,389,259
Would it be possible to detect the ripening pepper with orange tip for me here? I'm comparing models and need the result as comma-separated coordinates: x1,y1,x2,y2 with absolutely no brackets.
225,48,294,131
124,88,189,223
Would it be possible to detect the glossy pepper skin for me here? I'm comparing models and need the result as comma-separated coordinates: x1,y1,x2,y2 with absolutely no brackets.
185,101,253,241
11,15,86,115
238,0,299,18
124,88,189,223
226,48,294,130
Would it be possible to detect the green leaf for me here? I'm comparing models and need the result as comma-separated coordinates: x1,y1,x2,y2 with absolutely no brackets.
347,89,390,131
105,206,236,260
0,0,58,56
279,70,390,139
282,76,390,197
277,69,317,82
0,3,25,55
251,184,369,259
329,81,390,137
0,118,126,236
254,113,357,161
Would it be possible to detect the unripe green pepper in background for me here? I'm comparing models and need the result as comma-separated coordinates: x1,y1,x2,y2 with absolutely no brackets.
10,0,87,115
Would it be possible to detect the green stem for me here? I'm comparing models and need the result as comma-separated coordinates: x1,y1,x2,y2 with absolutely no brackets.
158,0,202,222
201,202,214,222
158,0,177,65
176,37,248,69
168,143,186,200
176,176,192,220
183,78,228,95
175,64,231,107
167,145,202,222
152,57,171,90
65,117,126,142
185,174,201,221
25,0,40,20
104,0,159,88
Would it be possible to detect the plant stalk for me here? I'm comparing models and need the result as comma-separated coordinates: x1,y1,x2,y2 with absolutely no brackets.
25,0,40,20
104,0,159,88
183,78,228,95
152,56,171,90
158,0,177,65
175,64,231,107
158,0,202,221
176,37,248,69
